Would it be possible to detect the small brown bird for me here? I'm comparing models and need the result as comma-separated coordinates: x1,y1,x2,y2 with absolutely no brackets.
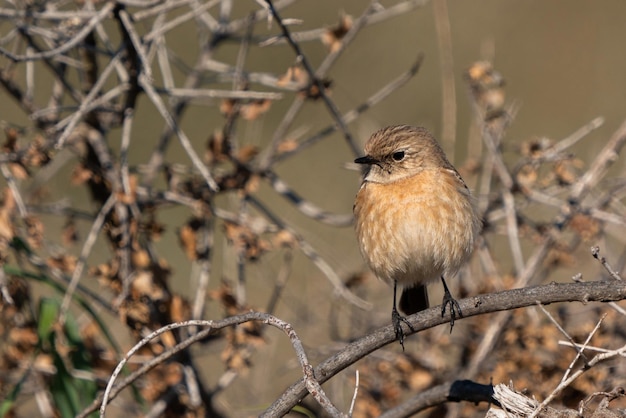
353,125,481,347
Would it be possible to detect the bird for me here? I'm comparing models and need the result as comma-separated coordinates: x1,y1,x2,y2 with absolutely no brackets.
353,125,481,348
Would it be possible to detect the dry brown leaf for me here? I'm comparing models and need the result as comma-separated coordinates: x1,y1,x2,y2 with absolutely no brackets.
163,363,183,386
169,295,190,323
276,65,308,88
33,353,56,374
221,344,250,374
62,217,79,245
516,164,538,189
0,189,15,243
241,99,271,121
46,254,77,273
545,247,576,268
205,130,230,164
321,13,353,53
208,281,240,315
144,216,165,242
520,137,552,158
9,327,39,347
466,61,493,83
272,229,297,248
237,144,259,164
71,164,93,185
407,369,434,391
554,158,583,185
24,215,44,249
178,225,197,261
244,173,261,194
276,139,299,154
224,220,270,261
299,78,332,100
160,330,176,349
219,98,237,117
569,213,601,241
9,163,29,180
120,300,150,329
132,248,150,269
3,127,19,151
131,270,165,300
24,135,51,167
466,60,506,117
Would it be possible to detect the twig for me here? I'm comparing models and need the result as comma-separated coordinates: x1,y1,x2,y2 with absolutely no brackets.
528,343,626,418
258,0,428,46
0,268,14,305
503,191,525,274
117,8,153,81
0,2,116,62
160,88,283,100
247,195,372,310
544,116,604,158
58,193,117,326
90,314,345,418
263,170,353,227
268,54,425,167
139,73,219,191
535,302,589,367
433,0,457,158
191,218,214,321
261,0,377,168
462,234,553,379
591,246,623,281
0,166,28,217
348,369,359,417
379,380,496,418
560,313,605,383
558,340,626,356
266,248,293,314
53,51,124,149
262,279,626,416
570,119,626,201
143,0,221,42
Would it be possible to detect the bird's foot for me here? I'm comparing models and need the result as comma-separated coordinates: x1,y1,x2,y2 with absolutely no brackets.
392,306,414,351
440,277,463,333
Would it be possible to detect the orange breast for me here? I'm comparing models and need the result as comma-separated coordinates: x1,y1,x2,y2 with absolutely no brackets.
354,169,478,286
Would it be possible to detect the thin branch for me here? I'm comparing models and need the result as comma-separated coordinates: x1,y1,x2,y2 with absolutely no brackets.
53,51,124,149
535,302,589,366
139,73,219,191
0,268,14,305
262,279,626,417
247,195,372,310
528,343,626,418
0,2,116,62
379,380,497,418
261,0,377,167
263,170,353,227
267,54,425,167
58,193,117,325
87,313,346,418
570,118,626,201
591,246,623,281
560,313,605,383
433,0,457,158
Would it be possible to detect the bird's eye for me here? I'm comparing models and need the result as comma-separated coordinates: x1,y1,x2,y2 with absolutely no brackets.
392,151,405,161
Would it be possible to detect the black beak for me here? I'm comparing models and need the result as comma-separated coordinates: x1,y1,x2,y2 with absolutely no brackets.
354,155,377,165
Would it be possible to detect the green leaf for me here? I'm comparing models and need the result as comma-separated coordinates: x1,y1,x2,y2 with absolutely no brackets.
37,298,60,345
0,370,26,418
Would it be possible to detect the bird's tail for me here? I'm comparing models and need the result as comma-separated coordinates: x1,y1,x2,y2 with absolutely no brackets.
399,284,429,315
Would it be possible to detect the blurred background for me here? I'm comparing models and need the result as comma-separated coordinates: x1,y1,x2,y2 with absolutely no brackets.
2,0,626,416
